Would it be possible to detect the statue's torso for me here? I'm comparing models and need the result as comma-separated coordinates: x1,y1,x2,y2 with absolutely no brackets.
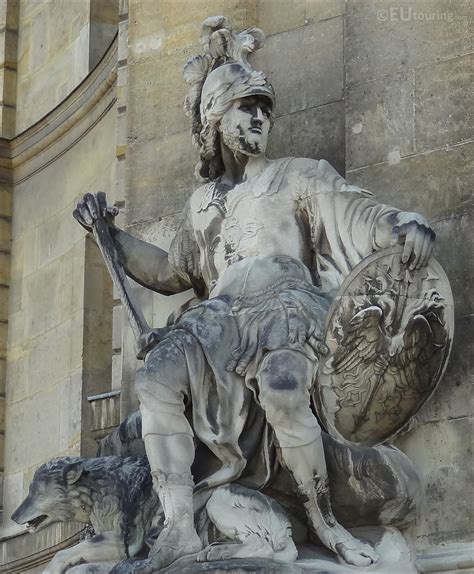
189,159,314,288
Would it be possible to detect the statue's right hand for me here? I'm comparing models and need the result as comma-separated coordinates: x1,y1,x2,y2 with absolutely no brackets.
73,191,119,232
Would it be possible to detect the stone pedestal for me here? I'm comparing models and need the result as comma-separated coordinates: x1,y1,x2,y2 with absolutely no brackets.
108,527,415,574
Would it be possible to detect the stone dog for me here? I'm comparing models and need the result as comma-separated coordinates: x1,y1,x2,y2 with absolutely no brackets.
12,455,297,573
11,456,159,573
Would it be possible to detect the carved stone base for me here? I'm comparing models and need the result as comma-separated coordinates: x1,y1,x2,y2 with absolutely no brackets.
109,527,416,574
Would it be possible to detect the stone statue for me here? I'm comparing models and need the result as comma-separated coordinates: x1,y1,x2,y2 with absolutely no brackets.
11,422,421,573
68,16,451,573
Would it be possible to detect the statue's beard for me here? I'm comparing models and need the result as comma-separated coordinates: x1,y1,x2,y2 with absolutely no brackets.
220,122,265,157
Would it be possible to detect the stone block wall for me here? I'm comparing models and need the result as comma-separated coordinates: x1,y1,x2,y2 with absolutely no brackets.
343,0,473,552
15,0,91,134
15,0,118,135
0,0,18,138
255,0,346,174
0,6,119,566
1,106,116,536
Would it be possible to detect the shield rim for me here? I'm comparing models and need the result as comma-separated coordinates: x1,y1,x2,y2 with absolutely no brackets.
314,246,454,447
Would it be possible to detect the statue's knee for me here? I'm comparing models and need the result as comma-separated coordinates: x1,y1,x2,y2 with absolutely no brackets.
258,350,312,423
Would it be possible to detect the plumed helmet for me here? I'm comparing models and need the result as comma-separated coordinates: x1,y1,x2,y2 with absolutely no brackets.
183,16,274,180
200,62,275,130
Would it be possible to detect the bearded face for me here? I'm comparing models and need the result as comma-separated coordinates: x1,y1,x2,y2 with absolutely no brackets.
219,96,272,157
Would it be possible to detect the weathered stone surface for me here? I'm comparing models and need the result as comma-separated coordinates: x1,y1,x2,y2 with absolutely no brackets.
125,132,197,225
37,210,85,270
253,16,343,116
0,357,6,395
414,53,473,152
1,471,24,533
0,284,9,320
27,321,73,395
268,101,345,175
0,219,11,253
257,0,306,36
346,142,474,219
127,45,196,143
415,314,473,426
58,371,84,454
396,417,474,549
305,0,346,22
128,0,253,63
23,259,68,338
346,71,414,170
431,202,473,314
15,0,91,133
2,79,117,551
112,304,123,352
256,0,346,39
345,0,473,86
4,386,61,473
0,185,12,218
5,353,26,404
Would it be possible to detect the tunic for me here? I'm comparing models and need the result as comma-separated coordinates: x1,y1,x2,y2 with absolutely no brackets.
151,157,400,496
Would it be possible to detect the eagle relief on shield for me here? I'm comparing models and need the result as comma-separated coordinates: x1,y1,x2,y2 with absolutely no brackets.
315,246,454,446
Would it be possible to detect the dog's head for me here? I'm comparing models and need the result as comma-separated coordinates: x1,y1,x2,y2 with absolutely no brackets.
11,457,90,533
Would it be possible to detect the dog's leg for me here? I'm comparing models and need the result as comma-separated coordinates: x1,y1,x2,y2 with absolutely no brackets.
43,532,126,574
197,536,276,562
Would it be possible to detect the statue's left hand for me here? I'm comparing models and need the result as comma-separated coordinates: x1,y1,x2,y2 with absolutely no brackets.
391,212,435,270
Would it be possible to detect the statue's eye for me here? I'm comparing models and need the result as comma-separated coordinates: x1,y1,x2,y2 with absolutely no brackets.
239,104,250,112
260,106,271,118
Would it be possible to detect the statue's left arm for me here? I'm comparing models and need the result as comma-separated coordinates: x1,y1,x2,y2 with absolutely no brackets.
296,159,435,290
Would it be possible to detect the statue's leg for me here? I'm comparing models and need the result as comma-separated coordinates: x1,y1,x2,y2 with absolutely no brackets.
135,333,202,569
257,349,378,567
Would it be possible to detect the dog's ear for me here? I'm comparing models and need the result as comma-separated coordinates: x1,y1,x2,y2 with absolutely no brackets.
62,461,84,485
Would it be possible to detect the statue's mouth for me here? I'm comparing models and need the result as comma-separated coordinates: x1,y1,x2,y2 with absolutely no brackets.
250,127,262,134
26,514,48,532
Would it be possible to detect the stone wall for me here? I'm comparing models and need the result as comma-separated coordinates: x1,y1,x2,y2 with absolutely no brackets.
15,0,118,135
2,103,117,537
0,5,119,568
343,0,473,553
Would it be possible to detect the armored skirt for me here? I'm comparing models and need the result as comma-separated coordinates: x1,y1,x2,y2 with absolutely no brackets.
136,255,331,501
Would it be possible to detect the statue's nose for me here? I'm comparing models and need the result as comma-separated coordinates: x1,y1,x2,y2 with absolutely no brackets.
254,107,265,123
249,106,264,126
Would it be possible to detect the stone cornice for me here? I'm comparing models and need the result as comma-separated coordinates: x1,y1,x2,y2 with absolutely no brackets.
0,522,85,573
0,35,117,185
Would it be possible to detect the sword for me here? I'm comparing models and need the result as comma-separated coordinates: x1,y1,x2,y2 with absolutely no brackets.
89,207,166,360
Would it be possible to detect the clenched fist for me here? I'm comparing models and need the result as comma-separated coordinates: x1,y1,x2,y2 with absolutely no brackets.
391,211,435,270
73,191,119,232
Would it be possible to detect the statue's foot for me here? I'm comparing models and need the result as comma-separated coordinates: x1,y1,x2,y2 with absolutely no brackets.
148,522,202,570
318,524,378,567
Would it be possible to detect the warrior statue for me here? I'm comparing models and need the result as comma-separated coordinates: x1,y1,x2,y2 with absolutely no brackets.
74,17,440,571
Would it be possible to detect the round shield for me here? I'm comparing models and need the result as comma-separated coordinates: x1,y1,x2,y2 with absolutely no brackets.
314,246,454,446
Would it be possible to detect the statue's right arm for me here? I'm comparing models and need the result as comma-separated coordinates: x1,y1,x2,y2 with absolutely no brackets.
108,226,192,295
73,192,193,296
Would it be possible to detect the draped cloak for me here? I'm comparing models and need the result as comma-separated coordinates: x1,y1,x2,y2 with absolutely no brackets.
162,158,400,500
